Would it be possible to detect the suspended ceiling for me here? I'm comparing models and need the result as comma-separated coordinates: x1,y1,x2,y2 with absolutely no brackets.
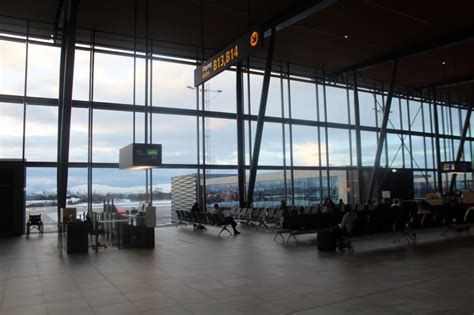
1,0,473,105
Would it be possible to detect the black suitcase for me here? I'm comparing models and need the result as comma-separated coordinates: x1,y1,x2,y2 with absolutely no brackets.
317,228,337,251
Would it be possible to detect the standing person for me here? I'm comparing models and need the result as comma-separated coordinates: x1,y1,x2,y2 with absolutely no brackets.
213,204,240,235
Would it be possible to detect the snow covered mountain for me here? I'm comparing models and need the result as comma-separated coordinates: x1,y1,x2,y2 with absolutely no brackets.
41,183,171,195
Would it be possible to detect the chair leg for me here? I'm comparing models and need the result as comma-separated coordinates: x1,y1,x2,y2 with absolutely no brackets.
273,232,285,242
287,233,298,243
218,226,232,237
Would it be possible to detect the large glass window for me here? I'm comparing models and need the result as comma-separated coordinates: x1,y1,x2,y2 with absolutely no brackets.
253,170,287,208
387,133,404,168
152,114,197,164
250,74,282,118
326,86,349,124
26,167,57,232
327,128,351,166
205,70,235,113
451,107,461,136
69,108,89,162
292,125,318,166
68,168,88,214
410,136,426,169
409,100,424,132
360,131,377,166
72,49,90,101
152,60,196,109
389,98,402,130
24,105,58,162
291,80,317,121
358,91,376,127
3,33,474,215
27,44,60,98
206,117,237,165
93,52,134,104
260,122,284,165
92,168,146,211
0,40,26,95
0,102,24,158
93,109,132,162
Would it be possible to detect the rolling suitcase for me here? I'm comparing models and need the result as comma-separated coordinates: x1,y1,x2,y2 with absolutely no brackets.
317,228,337,251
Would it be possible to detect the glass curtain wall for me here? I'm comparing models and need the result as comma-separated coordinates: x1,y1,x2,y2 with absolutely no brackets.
1,25,473,230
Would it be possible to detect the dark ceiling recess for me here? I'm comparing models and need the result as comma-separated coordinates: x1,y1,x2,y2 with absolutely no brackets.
1,0,473,106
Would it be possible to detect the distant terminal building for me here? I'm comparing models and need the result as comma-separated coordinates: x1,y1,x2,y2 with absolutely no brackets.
171,170,347,222
170,169,449,222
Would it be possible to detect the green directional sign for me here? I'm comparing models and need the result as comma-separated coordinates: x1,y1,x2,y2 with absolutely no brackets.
194,30,262,87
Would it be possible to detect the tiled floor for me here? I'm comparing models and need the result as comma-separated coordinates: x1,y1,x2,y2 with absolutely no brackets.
1,226,473,314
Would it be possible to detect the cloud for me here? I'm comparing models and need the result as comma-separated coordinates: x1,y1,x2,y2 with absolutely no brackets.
0,40,26,95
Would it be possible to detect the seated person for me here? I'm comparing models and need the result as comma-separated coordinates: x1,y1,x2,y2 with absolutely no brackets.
280,199,289,216
391,199,401,209
191,202,200,212
337,199,345,213
417,200,432,227
366,200,376,211
191,202,206,230
417,200,431,214
213,203,240,235
338,208,359,235
299,206,305,215
322,198,335,214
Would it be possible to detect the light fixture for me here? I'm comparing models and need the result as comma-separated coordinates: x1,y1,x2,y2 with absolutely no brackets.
119,143,162,170
442,61,446,65
344,34,349,39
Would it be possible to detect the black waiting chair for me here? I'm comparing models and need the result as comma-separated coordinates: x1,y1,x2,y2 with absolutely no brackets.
26,214,44,237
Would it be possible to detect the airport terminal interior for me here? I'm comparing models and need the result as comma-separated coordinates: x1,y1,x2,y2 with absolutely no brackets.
1,0,474,314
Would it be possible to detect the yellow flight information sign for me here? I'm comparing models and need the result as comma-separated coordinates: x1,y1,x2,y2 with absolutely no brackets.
194,30,263,87
250,31,259,47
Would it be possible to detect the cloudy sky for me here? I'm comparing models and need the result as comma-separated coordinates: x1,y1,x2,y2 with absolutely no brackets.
1,36,466,193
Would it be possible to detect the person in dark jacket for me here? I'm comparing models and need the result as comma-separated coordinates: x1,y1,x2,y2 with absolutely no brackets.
191,202,206,231
213,204,240,235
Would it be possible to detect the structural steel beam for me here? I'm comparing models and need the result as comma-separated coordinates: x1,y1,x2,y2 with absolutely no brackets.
352,71,364,204
330,25,474,77
57,0,80,218
432,89,444,193
419,73,474,91
236,63,246,207
449,86,474,195
53,0,65,41
246,29,275,208
261,0,336,38
367,59,399,202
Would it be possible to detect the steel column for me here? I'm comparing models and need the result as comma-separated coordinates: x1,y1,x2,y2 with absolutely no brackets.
57,0,80,216
287,64,296,205
432,89,443,193
236,63,246,207
352,71,364,204
367,59,399,202
280,71,288,202
246,29,275,208
448,87,474,195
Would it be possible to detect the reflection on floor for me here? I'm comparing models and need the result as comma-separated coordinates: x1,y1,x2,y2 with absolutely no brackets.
0,226,473,314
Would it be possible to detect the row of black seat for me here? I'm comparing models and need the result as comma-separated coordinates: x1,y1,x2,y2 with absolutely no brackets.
232,207,284,228
175,210,234,236
275,204,474,242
